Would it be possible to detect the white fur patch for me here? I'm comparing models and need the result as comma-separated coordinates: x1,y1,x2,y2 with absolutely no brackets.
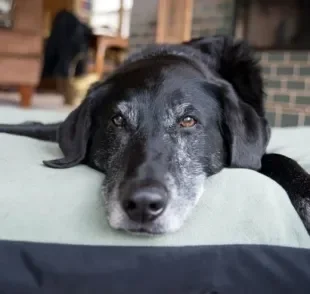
117,101,138,126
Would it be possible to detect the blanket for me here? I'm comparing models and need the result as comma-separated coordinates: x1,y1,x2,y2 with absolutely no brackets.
0,106,309,248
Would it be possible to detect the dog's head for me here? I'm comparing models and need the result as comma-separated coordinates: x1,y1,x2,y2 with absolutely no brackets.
44,36,270,234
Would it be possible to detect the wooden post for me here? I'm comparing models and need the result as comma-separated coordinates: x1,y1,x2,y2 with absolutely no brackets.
156,0,193,44
156,0,168,43
118,0,124,36
183,0,194,41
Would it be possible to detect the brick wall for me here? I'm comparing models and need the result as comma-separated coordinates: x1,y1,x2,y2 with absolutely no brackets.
191,0,234,37
129,0,158,52
128,0,310,127
258,51,310,127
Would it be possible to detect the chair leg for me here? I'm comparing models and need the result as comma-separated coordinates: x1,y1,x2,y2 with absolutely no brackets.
19,85,34,107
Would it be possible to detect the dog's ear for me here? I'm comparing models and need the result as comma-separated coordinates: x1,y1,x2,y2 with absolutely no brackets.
220,83,270,170
184,35,265,116
185,35,270,169
43,82,103,168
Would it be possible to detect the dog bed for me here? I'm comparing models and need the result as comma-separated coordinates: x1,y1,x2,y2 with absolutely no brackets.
0,106,310,293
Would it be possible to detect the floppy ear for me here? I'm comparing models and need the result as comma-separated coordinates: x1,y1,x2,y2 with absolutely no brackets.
220,82,270,170
185,35,270,170
43,81,103,168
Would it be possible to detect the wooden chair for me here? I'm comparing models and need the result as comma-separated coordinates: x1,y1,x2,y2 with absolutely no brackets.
0,0,43,107
92,35,128,78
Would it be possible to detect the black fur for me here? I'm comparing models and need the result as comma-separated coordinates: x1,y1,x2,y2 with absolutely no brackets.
260,153,310,234
0,35,309,234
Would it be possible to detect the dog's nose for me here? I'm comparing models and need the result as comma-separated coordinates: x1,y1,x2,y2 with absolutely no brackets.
122,188,167,223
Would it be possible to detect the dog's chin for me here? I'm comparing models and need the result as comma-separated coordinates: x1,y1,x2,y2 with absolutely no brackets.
107,216,185,236
122,227,168,236
109,222,183,236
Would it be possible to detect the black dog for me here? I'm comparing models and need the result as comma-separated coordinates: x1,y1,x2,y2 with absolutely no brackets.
1,35,309,234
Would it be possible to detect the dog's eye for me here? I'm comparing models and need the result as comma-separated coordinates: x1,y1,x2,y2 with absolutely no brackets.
179,116,197,128
112,115,125,127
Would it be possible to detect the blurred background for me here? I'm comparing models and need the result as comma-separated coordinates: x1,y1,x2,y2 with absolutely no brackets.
0,0,310,127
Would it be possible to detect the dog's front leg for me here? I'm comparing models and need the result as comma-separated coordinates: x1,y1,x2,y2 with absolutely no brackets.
259,153,310,234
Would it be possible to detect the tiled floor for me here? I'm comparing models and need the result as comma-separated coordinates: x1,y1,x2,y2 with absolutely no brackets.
0,91,74,111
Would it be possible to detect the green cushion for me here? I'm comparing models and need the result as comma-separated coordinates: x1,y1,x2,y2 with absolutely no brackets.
0,106,309,248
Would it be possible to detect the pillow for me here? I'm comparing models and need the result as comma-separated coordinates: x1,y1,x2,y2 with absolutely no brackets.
0,106,310,293
267,126,310,173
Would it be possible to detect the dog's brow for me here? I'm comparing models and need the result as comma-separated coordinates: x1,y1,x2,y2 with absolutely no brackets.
117,101,138,124
174,103,191,116
117,101,130,113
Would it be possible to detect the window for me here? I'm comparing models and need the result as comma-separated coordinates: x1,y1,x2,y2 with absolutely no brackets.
234,0,310,50
90,0,133,38
0,0,14,28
